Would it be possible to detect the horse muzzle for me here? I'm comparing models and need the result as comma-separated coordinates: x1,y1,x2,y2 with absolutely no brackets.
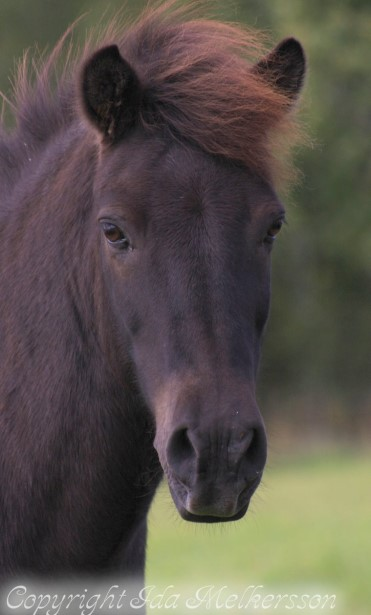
158,422,267,523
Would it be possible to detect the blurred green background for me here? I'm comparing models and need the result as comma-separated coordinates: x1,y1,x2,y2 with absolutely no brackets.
0,1,369,613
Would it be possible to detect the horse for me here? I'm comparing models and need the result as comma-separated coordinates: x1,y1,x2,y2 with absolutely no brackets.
0,1,305,583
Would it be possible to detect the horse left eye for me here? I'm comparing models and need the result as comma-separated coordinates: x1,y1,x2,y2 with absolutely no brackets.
101,222,130,249
265,219,284,243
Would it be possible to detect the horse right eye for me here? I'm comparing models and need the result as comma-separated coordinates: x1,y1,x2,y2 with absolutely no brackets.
101,222,131,249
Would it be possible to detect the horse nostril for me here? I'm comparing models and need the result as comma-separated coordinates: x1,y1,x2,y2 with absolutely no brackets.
166,428,196,483
238,426,267,477
240,429,254,452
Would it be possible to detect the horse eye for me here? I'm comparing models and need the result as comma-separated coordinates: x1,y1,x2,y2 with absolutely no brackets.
101,222,130,249
265,219,284,243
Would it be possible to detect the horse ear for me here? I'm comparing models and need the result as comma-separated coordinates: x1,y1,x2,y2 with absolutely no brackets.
253,38,306,102
81,45,142,142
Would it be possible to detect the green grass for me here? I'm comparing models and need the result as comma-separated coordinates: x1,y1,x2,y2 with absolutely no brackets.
146,450,371,614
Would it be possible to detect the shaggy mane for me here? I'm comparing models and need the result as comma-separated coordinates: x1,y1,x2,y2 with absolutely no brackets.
1,1,304,189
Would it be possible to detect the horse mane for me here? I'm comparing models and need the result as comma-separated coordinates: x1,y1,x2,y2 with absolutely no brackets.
0,1,304,191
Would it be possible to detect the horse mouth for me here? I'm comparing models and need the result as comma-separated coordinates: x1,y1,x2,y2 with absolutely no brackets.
167,475,260,524
176,503,249,524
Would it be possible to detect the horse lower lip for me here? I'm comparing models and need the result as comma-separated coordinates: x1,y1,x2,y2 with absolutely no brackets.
185,492,239,518
179,503,249,524
168,475,259,523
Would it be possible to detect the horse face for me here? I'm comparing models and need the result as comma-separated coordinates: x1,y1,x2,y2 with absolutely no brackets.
82,36,305,522
94,135,284,522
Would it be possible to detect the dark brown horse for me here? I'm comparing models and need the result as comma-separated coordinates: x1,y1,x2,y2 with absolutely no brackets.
0,2,305,582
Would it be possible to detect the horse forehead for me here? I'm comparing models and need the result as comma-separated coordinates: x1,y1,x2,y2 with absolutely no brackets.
100,136,270,226
148,151,278,239
154,144,255,200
